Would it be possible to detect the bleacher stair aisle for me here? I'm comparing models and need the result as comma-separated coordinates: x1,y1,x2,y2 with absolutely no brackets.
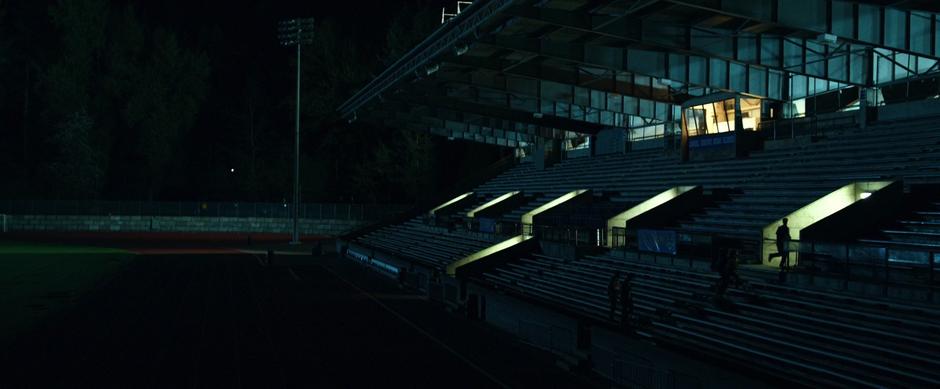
475,251,940,387
342,116,940,388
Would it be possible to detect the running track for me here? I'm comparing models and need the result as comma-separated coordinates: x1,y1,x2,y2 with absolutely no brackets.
0,253,597,388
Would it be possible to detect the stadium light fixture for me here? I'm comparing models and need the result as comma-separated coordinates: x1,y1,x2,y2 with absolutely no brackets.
278,17,315,245
441,8,456,24
442,1,474,24
457,1,472,13
860,192,872,199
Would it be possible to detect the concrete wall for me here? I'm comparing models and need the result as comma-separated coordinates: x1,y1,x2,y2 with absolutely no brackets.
2,214,369,236
472,287,581,358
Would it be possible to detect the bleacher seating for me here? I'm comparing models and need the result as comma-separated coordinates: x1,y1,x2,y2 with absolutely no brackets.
353,118,940,271
478,251,940,387
355,216,496,269
474,118,940,247
863,200,940,249
346,116,940,386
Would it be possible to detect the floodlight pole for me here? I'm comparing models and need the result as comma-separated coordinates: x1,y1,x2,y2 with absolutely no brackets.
292,40,301,245
279,17,314,245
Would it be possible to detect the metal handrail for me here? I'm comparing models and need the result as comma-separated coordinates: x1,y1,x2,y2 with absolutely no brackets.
762,239,940,293
757,114,858,141
526,223,607,247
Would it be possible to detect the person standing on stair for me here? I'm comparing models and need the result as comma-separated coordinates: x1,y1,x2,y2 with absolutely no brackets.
714,249,740,302
619,274,634,331
775,218,791,270
398,265,408,289
607,271,621,320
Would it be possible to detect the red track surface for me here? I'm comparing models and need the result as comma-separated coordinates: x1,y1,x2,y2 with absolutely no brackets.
129,248,247,255
3,232,330,253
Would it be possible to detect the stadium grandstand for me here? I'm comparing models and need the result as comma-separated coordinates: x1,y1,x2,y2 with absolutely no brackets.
338,0,940,386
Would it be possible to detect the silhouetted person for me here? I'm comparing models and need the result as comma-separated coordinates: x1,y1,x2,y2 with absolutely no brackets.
607,271,621,320
711,245,723,272
266,249,275,266
772,218,791,270
619,274,634,331
714,249,739,302
712,247,727,278
398,266,408,289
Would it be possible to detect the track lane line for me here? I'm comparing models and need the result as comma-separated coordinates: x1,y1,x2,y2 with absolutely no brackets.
287,267,300,281
317,263,511,389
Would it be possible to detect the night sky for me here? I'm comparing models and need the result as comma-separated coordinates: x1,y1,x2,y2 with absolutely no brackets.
139,0,441,98
0,0,500,202
143,0,450,64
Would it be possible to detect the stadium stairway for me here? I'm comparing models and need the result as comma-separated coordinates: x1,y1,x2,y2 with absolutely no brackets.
350,116,940,274
474,251,940,387
355,216,497,270
680,119,940,240
484,119,940,253
863,200,940,249
340,115,940,387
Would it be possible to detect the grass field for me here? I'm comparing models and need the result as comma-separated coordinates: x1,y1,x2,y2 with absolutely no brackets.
0,241,133,341
0,252,596,388
0,241,130,254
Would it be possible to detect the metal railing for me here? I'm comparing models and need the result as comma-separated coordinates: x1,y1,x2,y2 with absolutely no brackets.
418,217,502,243
611,227,627,248
527,223,607,247
0,199,410,221
792,239,939,290
758,114,858,141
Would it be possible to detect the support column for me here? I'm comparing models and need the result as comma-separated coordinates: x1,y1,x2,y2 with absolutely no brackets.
859,47,875,129
534,138,547,170
680,108,689,162
859,88,869,129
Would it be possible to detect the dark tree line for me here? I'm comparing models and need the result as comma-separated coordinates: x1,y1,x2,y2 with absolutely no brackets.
1,0,208,200
0,0,503,204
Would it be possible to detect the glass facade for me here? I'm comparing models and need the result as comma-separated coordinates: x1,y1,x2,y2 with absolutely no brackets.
684,97,761,136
